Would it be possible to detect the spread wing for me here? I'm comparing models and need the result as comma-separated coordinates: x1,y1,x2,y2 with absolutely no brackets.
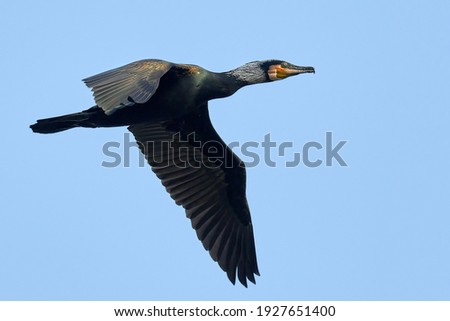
128,104,259,286
82,59,173,115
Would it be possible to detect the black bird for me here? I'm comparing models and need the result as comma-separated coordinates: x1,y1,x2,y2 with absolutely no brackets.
30,59,315,286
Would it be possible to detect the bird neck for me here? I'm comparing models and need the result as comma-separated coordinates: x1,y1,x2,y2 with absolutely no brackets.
198,71,246,101
225,62,269,85
199,63,268,102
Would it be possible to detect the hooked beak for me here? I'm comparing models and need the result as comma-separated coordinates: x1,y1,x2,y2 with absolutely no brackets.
269,63,315,80
283,64,315,76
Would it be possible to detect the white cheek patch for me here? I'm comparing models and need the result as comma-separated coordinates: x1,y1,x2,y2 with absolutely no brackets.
268,64,282,81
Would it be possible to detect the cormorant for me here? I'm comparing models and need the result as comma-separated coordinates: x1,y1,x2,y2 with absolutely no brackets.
30,59,315,287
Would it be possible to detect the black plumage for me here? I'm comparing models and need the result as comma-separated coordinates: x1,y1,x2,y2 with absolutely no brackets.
30,59,314,286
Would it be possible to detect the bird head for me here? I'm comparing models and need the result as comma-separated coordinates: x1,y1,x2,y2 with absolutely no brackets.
265,60,315,81
228,60,315,85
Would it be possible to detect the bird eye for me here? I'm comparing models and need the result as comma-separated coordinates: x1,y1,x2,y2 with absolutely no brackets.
281,62,288,68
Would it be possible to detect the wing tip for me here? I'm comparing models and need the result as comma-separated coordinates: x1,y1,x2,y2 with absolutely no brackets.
226,267,259,287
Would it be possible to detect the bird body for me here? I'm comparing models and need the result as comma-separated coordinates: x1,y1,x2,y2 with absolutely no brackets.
30,59,314,286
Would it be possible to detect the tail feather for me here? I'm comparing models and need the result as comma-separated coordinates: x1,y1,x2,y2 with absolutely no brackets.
31,105,137,134
30,112,92,134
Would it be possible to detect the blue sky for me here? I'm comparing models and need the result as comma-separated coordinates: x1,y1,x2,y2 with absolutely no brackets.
1,0,449,300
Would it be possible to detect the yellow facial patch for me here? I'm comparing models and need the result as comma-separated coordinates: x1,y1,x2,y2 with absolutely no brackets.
268,64,288,81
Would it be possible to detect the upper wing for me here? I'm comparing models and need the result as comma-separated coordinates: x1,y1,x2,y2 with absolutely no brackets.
128,104,259,286
83,59,173,115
